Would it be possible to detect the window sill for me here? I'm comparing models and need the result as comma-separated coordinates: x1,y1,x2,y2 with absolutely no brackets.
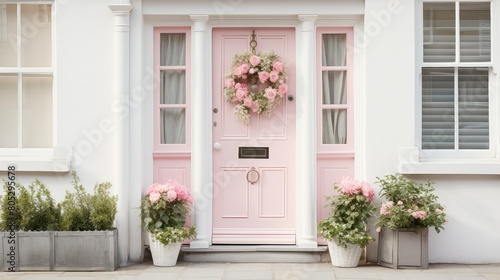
399,147,500,175
0,146,72,172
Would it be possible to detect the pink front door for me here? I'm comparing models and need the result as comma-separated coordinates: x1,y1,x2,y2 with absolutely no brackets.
212,28,296,244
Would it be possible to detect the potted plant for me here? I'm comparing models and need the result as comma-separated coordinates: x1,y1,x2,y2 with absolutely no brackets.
375,175,447,269
0,171,119,271
318,176,376,267
141,179,196,266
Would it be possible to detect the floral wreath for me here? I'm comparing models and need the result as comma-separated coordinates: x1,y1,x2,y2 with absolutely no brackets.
224,51,288,125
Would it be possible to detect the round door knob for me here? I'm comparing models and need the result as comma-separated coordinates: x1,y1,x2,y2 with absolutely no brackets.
287,95,294,101
213,142,221,150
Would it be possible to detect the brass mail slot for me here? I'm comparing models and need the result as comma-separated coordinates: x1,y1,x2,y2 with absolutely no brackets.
238,147,269,159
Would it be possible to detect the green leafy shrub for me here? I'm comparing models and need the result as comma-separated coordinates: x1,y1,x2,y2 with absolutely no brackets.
60,171,118,231
0,171,117,232
375,175,447,233
18,179,61,231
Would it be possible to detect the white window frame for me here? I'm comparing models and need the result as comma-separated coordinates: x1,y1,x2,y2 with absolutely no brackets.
0,2,69,172
416,0,498,160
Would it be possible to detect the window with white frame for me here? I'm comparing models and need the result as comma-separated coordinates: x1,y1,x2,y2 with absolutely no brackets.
421,1,493,156
0,3,53,149
154,28,191,152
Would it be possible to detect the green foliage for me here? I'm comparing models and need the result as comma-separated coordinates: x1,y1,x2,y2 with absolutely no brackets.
18,179,61,231
375,175,447,233
0,180,22,231
60,171,118,231
89,182,118,231
151,226,196,245
141,198,190,233
317,178,376,248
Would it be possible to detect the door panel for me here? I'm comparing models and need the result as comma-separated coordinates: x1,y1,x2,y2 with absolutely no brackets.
212,28,296,244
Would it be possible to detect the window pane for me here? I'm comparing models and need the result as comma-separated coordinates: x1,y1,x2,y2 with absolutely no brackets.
322,34,346,66
0,75,18,147
22,75,52,148
422,68,455,149
160,70,186,104
160,108,185,144
0,4,17,67
322,71,346,105
423,3,455,62
322,109,347,144
458,67,489,149
20,4,51,67
460,2,490,62
160,33,185,66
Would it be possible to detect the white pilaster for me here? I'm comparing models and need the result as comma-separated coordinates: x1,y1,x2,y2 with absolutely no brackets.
296,15,318,248
189,15,211,248
109,3,132,266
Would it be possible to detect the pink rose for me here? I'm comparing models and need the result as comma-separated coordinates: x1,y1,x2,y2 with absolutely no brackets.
249,68,256,74
380,201,394,215
264,87,277,101
250,101,260,112
258,71,269,83
240,63,249,74
249,55,261,66
269,71,279,83
166,190,177,202
244,97,253,107
397,201,403,206
235,89,248,101
225,79,235,88
273,61,284,72
278,84,288,95
234,66,243,77
149,192,160,203
412,211,427,219
235,83,241,89
376,227,382,233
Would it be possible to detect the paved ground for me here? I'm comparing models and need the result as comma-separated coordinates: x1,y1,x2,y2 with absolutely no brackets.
1,261,500,280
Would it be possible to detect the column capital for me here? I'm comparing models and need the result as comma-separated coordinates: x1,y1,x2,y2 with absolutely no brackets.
298,15,318,22
190,15,209,32
190,15,209,22
108,4,133,15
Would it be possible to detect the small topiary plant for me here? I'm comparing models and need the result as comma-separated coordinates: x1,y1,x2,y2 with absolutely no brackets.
89,181,118,231
0,181,22,231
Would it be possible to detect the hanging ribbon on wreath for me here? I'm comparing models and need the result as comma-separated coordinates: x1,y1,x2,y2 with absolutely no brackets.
223,31,288,125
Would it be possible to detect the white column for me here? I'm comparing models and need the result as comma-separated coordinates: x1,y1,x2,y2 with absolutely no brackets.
109,3,132,265
189,15,211,248
296,15,318,248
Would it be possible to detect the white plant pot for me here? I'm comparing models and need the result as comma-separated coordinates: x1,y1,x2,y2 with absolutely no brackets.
327,240,363,268
148,233,182,267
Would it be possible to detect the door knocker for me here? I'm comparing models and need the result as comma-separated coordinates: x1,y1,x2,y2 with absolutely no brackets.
246,167,260,185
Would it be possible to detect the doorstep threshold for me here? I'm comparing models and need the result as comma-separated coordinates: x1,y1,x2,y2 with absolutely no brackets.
181,245,328,253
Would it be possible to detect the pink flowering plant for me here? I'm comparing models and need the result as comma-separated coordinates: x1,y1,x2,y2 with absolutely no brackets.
375,175,446,233
224,51,288,124
141,180,196,245
317,177,376,248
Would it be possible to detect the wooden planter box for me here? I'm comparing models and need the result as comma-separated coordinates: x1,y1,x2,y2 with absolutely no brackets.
0,229,118,271
377,228,428,269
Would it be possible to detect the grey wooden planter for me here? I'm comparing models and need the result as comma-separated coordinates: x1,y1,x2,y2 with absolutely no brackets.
377,228,428,269
0,229,118,271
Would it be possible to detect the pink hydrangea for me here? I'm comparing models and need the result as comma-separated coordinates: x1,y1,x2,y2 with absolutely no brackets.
166,190,177,202
361,181,374,201
149,192,161,203
146,183,161,195
249,55,261,66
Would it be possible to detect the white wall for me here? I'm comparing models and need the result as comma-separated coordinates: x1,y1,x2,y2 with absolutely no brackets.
364,0,500,264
